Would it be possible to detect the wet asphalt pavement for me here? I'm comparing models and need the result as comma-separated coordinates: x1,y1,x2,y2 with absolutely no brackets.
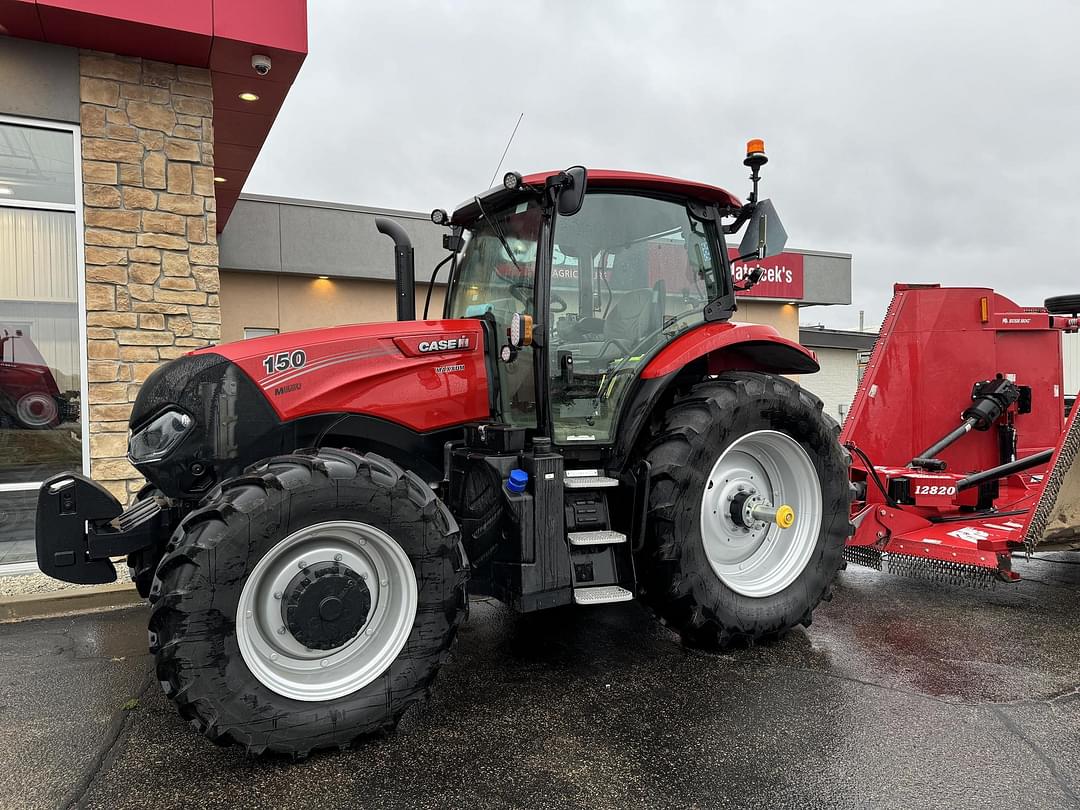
2,556,1079,810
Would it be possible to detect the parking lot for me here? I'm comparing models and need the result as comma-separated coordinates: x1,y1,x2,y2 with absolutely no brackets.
3,556,1078,810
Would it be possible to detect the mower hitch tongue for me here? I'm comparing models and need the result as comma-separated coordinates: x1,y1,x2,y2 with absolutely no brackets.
843,283,1080,587
32,142,861,757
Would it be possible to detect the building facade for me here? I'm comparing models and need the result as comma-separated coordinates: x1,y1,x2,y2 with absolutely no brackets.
0,3,306,567
799,327,877,423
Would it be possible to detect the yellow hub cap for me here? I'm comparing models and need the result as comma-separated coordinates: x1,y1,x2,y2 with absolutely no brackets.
775,505,795,529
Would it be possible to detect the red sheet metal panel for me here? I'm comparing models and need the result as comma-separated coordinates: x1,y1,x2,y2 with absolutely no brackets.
36,0,214,65
2,0,308,230
0,0,45,38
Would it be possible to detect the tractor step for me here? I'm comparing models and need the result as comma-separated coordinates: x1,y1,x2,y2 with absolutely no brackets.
573,585,634,605
568,530,626,546
564,470,619,489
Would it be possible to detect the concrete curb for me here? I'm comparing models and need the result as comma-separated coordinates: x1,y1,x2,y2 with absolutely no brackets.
0,582,143,623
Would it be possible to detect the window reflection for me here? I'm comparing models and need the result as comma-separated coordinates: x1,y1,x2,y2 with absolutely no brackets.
0,124,75,206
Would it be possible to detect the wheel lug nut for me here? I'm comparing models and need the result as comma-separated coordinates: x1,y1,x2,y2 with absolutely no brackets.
270,653,278,661
334,553,343,562
273,591,282,600
277,626,286,635
380,579,388,587
320,660,329,668
298,560,308,569
361,572,369,580
359,538,366,546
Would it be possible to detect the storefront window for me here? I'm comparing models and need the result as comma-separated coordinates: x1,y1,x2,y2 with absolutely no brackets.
0,119,85,567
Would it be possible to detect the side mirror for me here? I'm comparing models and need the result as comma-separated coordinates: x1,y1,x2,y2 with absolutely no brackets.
737,198,787,260
556,166,587,217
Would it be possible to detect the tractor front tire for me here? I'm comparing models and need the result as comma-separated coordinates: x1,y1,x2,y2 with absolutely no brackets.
148,448,467,756
640,372,851,648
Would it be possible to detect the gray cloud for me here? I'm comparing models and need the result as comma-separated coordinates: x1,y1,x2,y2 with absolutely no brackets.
246,0,1080,330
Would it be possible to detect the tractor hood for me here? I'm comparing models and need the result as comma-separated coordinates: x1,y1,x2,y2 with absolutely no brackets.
202,319,491,429
128,319,492,498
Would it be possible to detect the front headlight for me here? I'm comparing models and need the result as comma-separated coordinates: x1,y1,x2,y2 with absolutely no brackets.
128,409,193,463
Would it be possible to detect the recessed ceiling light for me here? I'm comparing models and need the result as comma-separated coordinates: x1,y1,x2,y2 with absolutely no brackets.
317,275,330,280
238,92,260,102
0,187,12,195
213,176,226,183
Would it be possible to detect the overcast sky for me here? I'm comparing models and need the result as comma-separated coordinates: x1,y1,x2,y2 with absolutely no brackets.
245,0,1080,330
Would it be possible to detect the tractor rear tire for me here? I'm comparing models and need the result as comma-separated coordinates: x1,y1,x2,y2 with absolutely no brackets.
1045,294,1080,315
640,372,851,648
147,448,467,756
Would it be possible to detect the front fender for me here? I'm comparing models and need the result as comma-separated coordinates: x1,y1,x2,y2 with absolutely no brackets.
640,321,819,379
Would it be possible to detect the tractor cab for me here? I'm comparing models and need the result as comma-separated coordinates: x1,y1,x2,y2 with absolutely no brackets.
441,156,785,447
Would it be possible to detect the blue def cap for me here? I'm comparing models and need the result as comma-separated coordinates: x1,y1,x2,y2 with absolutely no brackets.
506,469,528,493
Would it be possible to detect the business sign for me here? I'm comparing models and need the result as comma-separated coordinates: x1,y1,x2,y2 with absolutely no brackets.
729,249,804,301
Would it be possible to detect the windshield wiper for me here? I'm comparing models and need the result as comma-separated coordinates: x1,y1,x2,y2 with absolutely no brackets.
473,196,527,281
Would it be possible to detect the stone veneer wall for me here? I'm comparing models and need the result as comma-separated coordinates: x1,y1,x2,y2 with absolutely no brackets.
79,51,220,502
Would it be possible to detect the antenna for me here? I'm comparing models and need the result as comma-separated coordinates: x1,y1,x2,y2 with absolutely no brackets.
488,113,524,189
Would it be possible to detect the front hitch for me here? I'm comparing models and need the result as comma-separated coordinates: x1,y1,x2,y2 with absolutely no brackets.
36,472,169,584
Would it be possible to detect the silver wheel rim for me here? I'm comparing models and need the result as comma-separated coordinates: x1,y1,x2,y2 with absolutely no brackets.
236,520,418,702
16,393,56,427
699,430,822,598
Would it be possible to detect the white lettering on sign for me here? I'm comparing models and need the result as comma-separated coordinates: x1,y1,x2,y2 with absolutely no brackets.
915,485,957,496
418,335,471,353
947,527,989,543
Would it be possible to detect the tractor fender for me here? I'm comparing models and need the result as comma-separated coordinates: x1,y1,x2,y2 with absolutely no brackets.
640,321,819,379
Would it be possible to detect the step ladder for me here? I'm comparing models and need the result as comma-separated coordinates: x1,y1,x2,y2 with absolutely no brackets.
564,470,636,605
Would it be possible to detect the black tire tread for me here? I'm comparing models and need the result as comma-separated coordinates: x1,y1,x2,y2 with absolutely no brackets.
640,372,852,649
147,447,466,757
1044,294,1080,315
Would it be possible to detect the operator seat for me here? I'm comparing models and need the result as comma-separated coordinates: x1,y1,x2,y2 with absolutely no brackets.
558,285,664,370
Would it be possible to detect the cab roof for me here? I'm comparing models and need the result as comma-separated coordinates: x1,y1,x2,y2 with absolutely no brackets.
450,169,744,225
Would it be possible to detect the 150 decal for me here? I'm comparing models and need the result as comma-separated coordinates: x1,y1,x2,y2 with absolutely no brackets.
262,350,307,376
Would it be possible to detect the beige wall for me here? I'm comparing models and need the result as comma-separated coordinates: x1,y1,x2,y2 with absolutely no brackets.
79,51,219,502
735,300,800,343
219,271,446,342
220,271,797,351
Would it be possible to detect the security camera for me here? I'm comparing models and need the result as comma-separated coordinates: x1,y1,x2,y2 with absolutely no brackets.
251,54,272,76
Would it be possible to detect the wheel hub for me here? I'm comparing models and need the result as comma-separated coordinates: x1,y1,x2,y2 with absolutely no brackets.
282,562,371,650
699,430,822,598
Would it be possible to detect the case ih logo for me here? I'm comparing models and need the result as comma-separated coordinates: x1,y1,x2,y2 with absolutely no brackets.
393,332,478,358
418,335,470,353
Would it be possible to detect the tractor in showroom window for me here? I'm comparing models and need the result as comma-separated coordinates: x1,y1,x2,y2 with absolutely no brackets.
36,141,850,755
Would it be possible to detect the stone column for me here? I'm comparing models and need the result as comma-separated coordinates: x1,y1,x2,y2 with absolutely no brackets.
79,51,220,502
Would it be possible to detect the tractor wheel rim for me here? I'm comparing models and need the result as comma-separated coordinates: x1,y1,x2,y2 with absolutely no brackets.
699,429,822,598
236,520,418,702
16,393,56,427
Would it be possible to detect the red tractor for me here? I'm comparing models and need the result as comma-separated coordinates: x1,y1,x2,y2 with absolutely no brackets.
35,143,851,756
0,326,75,429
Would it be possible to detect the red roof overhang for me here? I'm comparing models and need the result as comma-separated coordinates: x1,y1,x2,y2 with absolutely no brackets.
0,0,307,231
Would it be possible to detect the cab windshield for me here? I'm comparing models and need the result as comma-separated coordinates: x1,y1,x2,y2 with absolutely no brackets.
447,199,542,429
548,193,723,443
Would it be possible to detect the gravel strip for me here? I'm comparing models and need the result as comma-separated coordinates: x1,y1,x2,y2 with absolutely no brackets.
0,562,131,597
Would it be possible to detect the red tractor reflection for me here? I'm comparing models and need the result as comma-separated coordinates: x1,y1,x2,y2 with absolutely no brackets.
0,327,75,429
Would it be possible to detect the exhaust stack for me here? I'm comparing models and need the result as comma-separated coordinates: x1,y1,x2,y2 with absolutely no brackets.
375,218,415,321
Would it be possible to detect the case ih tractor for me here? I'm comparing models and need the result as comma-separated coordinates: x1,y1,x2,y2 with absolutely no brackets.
35,143,851,755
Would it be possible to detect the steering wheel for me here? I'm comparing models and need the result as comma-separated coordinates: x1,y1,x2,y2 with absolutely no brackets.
513,283,566,313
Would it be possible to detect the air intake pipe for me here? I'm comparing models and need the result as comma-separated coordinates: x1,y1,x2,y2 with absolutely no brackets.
375,218,415,321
